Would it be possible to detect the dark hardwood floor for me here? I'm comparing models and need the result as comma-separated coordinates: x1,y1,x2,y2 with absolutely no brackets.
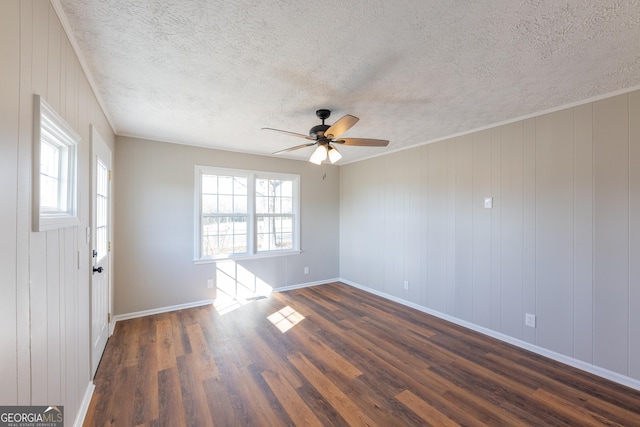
84,282,640,426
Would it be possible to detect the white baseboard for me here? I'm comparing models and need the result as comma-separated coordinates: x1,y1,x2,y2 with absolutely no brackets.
272,277,339,293
339,278,640,392
112,299,215,324
73,382,95,427
110,278,336,326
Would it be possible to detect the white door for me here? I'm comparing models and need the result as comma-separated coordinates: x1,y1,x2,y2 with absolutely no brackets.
91,126,111,378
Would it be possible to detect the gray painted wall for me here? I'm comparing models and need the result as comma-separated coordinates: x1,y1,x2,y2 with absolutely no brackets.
340,91,640,382
113,136,340,315
0,0,115,418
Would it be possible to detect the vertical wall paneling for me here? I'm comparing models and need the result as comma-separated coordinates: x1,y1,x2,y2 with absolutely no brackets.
446,141,457,314
46,231,61,403
593,94,630,374
630,91,640,379
2,0,116,418
407,148,422,302
573,103,594,363
490,127,502,330
454,136,474,320
426,142,447,311
29,1,50,405
16,0,34,405
367,157,386,291
46,4,61,110
522,119,537,344
500,122,524,339
340,95,640,384
397,151,409,296
383,154,397,295
535,109,575,356
472,130,492,327
0,0,20,405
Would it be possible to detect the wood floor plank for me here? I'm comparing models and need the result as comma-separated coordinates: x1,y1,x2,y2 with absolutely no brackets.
132,341,159,425
185,323,219,380
262,369,324,426
288,328,363,379
288,352,378,426
238,327,304,389
202,374,237,425
85,282,640,426
395,389,460,427
533,388,626,427
484,351,640,424
156,318,177,371
176,354,214,427
158,367,187,427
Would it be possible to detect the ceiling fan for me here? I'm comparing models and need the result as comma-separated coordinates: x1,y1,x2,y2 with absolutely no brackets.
263,109,389,164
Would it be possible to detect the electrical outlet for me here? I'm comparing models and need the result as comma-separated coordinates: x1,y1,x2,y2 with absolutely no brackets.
525,313,536,328
207,279,214,289
403,280,409,290
304,267,309,275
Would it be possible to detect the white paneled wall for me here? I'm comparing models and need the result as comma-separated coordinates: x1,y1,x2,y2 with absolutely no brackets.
0,0,114,422
340,90,640,384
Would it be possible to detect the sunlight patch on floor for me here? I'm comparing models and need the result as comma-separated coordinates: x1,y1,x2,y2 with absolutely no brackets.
267,305,305,333
214,289,271,315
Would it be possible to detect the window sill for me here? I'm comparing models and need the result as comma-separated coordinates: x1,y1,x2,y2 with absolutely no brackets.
35,212,80,232
193,249,301,264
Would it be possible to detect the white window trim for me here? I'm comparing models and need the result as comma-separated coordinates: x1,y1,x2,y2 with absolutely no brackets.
194,165,301,263
33,94,80,231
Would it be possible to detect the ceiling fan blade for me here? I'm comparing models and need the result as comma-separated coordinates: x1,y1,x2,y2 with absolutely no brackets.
334,138,389,147
262,128,315,140
272,142,317,155
324,115,359,139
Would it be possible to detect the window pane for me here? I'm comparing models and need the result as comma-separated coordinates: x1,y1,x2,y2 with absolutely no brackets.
40,141,59,179
255,196,266,213
219,176,233,194
280,181,292,197
40,175,59,209
234,177,247,195
218,195,233,213
96,158,109,261
40,141,61,210
202,234,219,256
256,215,293,251
281,197,293,214
201,215,248,256
256,178,268,197
234,195,247,213
202,194,217,214
202,175,217,194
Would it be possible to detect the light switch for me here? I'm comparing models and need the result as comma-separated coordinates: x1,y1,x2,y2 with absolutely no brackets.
484,197,493,209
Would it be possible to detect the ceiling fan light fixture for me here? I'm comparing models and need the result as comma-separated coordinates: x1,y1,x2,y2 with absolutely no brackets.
328,144,342,163
309,144,328,165
265,109,389,161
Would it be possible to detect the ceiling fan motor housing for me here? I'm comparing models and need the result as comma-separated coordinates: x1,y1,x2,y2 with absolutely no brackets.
309,124,330,138
310,109,332,138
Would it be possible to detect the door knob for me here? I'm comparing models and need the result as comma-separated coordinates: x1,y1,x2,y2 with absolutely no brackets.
93,266,103,274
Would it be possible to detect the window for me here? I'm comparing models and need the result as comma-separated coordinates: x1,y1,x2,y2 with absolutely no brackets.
195,166,300,261
33,95,80,231
95,158,109,261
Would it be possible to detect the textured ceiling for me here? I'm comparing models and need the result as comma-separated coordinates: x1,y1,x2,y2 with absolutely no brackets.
57,0,640,163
